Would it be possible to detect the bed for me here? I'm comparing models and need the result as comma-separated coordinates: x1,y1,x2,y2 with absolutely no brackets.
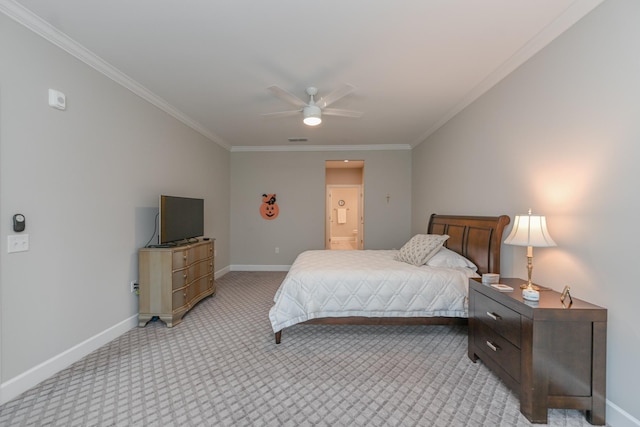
269,214,510,343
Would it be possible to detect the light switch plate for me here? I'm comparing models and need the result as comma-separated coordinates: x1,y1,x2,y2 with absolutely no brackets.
8,234,29,253
48,89,66,110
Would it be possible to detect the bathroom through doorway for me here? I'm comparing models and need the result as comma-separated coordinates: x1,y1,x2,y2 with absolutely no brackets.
325,160,364,250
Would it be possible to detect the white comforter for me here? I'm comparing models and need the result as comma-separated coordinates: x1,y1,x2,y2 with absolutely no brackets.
269,250,479,333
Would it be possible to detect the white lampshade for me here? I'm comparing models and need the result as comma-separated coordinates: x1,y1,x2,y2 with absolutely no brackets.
504,211,556,248
303,105,322,126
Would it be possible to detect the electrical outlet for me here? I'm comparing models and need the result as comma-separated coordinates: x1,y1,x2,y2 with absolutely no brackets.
130,281,139,293
275,247,279,254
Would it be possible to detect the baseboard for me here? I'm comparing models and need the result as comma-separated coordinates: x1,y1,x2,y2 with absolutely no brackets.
215,265,231,279
230,264,291,272
607,400,640,427
0,315,138,405
0,264,243,406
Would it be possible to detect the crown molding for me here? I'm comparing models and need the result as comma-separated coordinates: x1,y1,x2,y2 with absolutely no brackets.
411,0,606,148
3,0,604,153
0,0,231,151
230,144,412,153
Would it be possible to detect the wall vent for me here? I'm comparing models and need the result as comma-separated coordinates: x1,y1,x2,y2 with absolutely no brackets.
287,137,308,142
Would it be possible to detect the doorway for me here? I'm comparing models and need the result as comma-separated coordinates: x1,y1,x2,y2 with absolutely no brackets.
325,160,364,250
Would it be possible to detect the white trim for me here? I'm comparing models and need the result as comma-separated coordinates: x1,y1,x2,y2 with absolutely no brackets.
214,265,231,279
606,400,640,427
0,0,231,151
231,144,411,152
230,264,291,272
410,0,606,147
0,265,234,406
0,315,138,405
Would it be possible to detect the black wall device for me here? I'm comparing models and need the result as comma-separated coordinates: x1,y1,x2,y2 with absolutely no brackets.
13,214,25,232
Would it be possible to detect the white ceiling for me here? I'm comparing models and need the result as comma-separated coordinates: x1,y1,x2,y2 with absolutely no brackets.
3,0,603,150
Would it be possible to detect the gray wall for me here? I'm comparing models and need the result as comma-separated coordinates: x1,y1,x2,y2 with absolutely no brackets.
230,149,412,267
412,0,639,424
0,13,230,388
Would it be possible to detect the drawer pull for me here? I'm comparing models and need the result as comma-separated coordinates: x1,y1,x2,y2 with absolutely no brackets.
486,311,501,321
486,341,499,352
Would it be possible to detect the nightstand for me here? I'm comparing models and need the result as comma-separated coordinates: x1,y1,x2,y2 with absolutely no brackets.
468,277,607,425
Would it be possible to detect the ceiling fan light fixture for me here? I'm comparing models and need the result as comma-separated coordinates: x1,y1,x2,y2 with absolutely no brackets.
303,105,322,126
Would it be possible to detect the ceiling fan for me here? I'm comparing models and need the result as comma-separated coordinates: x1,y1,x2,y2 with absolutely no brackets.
262,84,363,126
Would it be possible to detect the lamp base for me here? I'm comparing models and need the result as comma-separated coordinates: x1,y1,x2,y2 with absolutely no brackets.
522,288,540,301
520,283,542,291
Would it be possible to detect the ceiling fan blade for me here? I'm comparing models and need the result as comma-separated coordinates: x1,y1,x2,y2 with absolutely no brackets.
267,86,308,108
316,84,355,109
261,110,302,118
322,108,364,118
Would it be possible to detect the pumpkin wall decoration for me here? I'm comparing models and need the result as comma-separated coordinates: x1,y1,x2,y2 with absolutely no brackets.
260,193,279,220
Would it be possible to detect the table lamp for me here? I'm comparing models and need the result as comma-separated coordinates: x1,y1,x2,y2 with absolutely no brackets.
504,209,556,298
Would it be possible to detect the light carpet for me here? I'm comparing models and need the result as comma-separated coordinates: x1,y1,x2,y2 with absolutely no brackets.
0,271,608,426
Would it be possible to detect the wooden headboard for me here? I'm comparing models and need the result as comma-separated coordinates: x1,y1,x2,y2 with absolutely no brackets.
427,214,510,275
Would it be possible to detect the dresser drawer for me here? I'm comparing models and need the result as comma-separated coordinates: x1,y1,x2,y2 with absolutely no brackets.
172,248,190,269
189,275,214,299
475,321,521,382
172,287,188,311
474,291,521,347
189,258,214,280
191,242,213,262
171,267,190,289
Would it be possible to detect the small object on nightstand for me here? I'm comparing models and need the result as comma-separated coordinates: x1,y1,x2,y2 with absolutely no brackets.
482,273,500,284
491,283,513,292
560,285,573,307
522,288,540,301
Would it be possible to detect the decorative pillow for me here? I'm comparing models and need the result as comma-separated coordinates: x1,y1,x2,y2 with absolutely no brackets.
427,247,478,271
395,234,449,266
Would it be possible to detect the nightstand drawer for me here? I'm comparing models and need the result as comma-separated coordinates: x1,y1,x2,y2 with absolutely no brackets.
474,291,521,347
475,321,521,383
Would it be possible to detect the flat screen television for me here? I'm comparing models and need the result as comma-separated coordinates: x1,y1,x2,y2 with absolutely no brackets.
159,195,204,245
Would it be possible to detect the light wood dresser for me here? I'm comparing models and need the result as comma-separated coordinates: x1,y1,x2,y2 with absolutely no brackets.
468,277,606,425
138,239,215,327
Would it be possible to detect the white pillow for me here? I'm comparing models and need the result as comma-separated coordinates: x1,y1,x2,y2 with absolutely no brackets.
395,234,449,266
427,247,478,271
